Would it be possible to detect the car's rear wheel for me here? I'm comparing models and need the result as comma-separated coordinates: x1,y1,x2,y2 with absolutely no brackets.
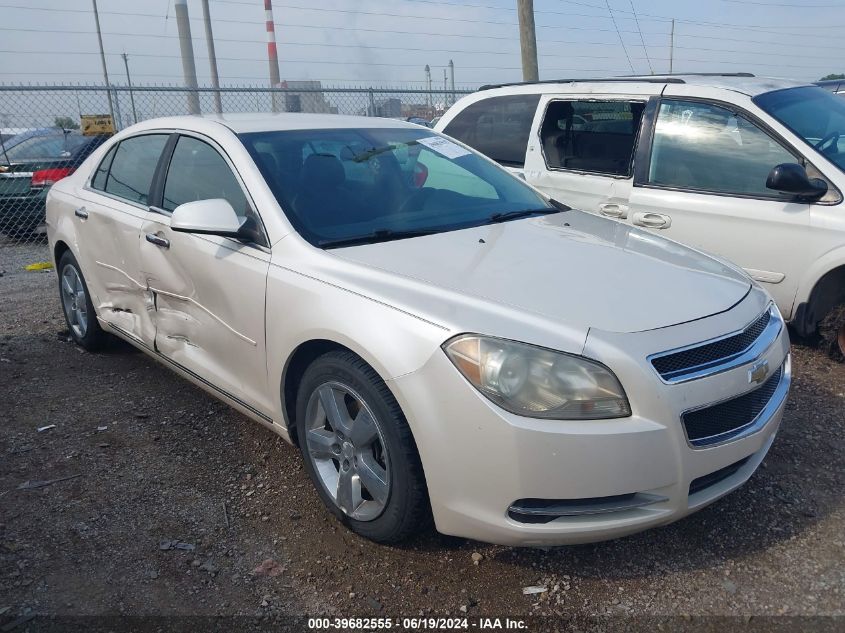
819,303,845,361
58,250,107,351
295,350,429,543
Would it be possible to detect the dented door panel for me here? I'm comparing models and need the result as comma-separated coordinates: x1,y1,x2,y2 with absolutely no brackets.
139,211,272,414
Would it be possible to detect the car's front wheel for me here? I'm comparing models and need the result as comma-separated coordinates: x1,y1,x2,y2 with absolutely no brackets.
295,350,429,543
58,250,108,351
819,302,845,361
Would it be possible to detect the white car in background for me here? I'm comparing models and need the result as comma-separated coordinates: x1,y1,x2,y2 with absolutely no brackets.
47,114,789,546
436,74,845,359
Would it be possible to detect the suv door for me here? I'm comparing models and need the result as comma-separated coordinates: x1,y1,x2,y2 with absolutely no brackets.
138,133,273,416
628,98,816,317
524,96,648,213
440,93,540,178
78,133,170,343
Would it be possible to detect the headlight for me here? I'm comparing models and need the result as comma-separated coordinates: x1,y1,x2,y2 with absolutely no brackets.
443,335,631,420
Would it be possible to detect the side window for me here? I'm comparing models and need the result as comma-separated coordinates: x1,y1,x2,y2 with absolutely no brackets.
103,134,169,205
442,94,540,167
163,136,250,217
540,100,645,176
90,145,116,191
648,100,797,196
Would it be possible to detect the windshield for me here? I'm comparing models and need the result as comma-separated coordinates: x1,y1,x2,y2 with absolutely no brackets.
4,133,88,162
755,86,845,173
239,128,555,247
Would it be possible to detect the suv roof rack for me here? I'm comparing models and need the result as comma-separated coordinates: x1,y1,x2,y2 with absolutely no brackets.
478,72,756,91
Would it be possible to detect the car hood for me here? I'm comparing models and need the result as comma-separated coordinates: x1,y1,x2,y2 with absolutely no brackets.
331,210,751,334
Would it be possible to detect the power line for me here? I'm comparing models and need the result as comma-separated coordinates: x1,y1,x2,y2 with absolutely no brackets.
628,0,653,74
605,0,635,73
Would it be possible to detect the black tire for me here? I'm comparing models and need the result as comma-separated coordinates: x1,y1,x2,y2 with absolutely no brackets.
818,303,845,362
57,250,108,351
295,350,430,543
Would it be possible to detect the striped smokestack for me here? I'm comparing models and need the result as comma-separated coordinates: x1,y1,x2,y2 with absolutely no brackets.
265,0,281,111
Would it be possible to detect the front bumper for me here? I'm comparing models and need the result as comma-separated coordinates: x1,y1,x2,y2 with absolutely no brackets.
389,290,790,546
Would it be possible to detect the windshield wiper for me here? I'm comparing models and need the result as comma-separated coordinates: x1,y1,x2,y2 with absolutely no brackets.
318,228,438,249
485,207,558,224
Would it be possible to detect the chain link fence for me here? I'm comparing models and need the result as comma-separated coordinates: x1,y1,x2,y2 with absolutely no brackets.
0,84,473,246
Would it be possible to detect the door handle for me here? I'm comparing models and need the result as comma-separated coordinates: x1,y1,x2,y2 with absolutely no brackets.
145,233,170,249
74,207,88,219
599,203,628,219
632,211,672,229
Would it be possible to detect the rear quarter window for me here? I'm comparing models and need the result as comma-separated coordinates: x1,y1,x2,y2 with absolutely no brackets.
443,94,540,167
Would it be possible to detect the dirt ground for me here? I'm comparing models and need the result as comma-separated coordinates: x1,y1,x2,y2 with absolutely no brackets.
1,241,844,629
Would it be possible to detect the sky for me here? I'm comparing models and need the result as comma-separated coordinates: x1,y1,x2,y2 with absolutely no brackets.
0,0,844,89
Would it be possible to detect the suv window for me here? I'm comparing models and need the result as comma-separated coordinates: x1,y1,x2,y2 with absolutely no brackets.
163,135,265,245
540,100,645,176
442,94,540,167
102,134,168,205
648,100,796,197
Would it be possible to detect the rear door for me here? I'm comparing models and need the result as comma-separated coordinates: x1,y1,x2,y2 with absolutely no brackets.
627,97,814,316
441,93,541,179
138,132,272,415
524,95,649,214
76,133,170,342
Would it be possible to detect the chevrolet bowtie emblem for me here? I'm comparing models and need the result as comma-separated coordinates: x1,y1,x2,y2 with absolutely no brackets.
748,360,769,385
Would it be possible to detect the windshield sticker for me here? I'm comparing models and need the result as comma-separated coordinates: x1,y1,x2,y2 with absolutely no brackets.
417,136,471,159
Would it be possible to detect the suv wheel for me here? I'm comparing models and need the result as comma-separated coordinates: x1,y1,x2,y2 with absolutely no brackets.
58,250,108,351
295,350,429,543
819,303,845,361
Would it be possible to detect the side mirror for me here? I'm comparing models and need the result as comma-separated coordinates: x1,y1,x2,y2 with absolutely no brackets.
170,199,246,239
766,163,828,200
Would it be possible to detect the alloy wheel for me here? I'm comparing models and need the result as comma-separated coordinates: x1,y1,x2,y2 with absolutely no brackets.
304,381,391,521
61,264,88,339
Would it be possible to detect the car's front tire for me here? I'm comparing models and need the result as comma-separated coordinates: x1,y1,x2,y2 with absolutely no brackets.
295,350,430,543
58,250,108,351
819,302,845,361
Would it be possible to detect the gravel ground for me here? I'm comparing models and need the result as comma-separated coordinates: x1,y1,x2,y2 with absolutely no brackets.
1,241,844,627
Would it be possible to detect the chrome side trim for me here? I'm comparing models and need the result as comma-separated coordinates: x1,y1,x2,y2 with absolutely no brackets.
648,304,781,384
508,492,668,518
683,355,791,449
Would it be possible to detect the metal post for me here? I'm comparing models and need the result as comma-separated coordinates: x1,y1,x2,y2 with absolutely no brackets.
175,0,201,115
122,53,138,124
424,65,431,115
669,19,675,74
201,0,223,114
448,59,455,106
91,0,115,123
265,0,282,112
368,89,375,117
517,0,539,82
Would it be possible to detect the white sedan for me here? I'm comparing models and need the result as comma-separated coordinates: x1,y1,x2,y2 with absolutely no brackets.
47,114,790,545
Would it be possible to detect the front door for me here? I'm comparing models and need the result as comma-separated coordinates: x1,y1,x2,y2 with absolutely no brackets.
139,133,272,415
627,98,814,317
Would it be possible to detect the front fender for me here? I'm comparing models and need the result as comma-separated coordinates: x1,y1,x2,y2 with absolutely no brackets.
794,244,845,310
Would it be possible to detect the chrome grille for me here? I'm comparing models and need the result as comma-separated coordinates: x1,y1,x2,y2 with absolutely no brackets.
682,364,784,447
650,307,775,383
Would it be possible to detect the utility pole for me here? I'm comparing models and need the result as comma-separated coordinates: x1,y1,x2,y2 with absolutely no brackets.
201,0,223,114
265,0,282,112
448,59,455,106
121,53,138,125
175,0,201,115
669,19,675,74
517,0,539,82
91,0,115,124
424,64,432,115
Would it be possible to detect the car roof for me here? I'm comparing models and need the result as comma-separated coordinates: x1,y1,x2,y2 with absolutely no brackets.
478,74,812,98
126,112,427,135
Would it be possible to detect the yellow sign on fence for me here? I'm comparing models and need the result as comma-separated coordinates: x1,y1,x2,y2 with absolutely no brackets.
80,114,115,136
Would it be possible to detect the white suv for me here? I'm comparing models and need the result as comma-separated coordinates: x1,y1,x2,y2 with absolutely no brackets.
436,74,845,359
